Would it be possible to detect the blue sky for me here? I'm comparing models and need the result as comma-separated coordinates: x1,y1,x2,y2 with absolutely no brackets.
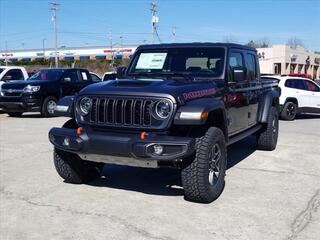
0,0,319,51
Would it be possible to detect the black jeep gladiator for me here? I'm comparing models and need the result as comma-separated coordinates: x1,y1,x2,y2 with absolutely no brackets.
49,43,280,203
0,68,93,117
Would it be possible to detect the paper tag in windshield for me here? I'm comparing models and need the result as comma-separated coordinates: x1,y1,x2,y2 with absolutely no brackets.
136,53,167,69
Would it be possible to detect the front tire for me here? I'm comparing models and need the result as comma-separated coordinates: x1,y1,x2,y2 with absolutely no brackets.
181,127,227,203
280,101,297,121
41,96,57,117
54,148,103,184
256,106,279,151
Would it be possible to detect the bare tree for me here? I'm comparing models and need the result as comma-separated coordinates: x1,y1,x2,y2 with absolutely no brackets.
246,38,270,48
287,37,304,49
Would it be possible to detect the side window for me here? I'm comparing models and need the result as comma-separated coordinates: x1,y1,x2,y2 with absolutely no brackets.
229,52,243,68
245,53,256,80
4,69,24,80
79,71,90,82
305,80,320,92
62,70,79,82
285,79,306,90
90,74,101,82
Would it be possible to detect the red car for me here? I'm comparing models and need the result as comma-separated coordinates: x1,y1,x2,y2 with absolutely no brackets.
288,73,312,79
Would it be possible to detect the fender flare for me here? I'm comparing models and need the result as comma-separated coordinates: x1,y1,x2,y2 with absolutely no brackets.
53,95,75,118
258,89,280,123
174,98,227,125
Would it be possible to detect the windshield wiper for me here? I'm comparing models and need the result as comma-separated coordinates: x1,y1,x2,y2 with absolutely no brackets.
155,72,195,82
128,71,195,82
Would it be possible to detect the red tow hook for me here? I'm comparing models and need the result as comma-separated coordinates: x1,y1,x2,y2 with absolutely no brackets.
76,127,84,136
140,131,148,140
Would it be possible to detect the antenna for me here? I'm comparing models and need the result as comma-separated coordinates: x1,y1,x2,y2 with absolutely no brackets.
172,26,176,43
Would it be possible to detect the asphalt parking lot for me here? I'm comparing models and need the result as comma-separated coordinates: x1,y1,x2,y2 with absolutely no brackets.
0,113,319,240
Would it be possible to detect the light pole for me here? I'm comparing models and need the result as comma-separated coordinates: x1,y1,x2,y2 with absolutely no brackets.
42,38,46,57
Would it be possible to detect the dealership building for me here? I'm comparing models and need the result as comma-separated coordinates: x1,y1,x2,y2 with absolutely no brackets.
257,45,320,79
0,45,138,62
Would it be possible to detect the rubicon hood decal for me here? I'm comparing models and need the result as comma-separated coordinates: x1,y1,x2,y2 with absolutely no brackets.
182,88,216,101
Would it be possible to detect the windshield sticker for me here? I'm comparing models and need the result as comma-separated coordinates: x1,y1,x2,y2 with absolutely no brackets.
136,53,167,69
81,72,88,80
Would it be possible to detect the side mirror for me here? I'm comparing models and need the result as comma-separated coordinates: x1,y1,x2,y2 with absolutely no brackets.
117,66,127,78
232,67,247,82
63,77,71,82
3,75,12,81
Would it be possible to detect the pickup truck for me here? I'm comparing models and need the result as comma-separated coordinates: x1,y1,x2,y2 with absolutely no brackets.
48,43,280,203
0,66,29,91
0,68,94,117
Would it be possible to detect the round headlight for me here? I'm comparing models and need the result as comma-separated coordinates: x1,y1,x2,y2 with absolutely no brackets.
79,97,92,116
155,100,171,119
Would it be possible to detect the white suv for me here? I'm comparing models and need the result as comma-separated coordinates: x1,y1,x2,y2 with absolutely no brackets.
261,75,320,120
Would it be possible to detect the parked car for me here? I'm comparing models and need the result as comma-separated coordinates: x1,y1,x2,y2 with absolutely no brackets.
89,72,101,82
49,43,280,203
0,66,29,91
0,68,94,117
102,71,117,81
261,75,320,120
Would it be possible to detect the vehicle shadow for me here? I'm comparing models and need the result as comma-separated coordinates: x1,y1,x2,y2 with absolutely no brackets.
88,136,257,196
294,114,320,120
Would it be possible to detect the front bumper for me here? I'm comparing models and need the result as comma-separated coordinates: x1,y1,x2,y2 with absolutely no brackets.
0,95,42,112
48,127,195,168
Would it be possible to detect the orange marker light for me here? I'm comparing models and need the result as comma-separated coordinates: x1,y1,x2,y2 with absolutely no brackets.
76,127,84,135
140,131,148,140
200,112,209,120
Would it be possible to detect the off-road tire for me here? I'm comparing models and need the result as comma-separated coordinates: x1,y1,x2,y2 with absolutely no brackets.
280,101,297,121
54,148,103,184
8,112,23,117
257,106,279,151
181,127,227,203
41,96,57,117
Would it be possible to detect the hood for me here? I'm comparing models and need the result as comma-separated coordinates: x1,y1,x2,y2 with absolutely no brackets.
1,79,54,90
79,78,221,102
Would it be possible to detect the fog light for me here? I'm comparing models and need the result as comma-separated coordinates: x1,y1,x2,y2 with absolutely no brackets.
63,137,70,147
153,144,163,155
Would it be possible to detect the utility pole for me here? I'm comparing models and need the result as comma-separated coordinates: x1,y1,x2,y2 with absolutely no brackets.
5,40,8,66
42,38,46,57
51,0,59,67
172,26,176,43
150,2,159,43
109,30,114,69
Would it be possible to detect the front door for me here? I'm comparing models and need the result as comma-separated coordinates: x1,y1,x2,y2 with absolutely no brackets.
304,79,320,111
245,52,260,126
226,50,249,135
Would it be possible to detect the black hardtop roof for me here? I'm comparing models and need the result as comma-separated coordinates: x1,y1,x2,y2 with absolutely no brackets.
137,42,256,52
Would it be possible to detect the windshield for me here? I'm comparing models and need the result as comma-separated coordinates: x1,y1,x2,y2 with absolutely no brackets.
128,47,225,80
28,69,65,81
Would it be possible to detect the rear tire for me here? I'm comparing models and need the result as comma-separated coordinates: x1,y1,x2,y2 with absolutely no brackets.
8,112,23,117
280,101,297,121
54,148,103,184
181,127,227,203
257,106,279,151
41,96,57,117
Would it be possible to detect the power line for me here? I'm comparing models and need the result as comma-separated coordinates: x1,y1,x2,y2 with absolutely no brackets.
51,0,59,67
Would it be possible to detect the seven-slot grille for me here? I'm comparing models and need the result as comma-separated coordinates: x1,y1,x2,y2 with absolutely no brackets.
89,97,156,127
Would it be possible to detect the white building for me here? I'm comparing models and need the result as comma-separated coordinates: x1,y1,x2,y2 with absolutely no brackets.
257,45,320,79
